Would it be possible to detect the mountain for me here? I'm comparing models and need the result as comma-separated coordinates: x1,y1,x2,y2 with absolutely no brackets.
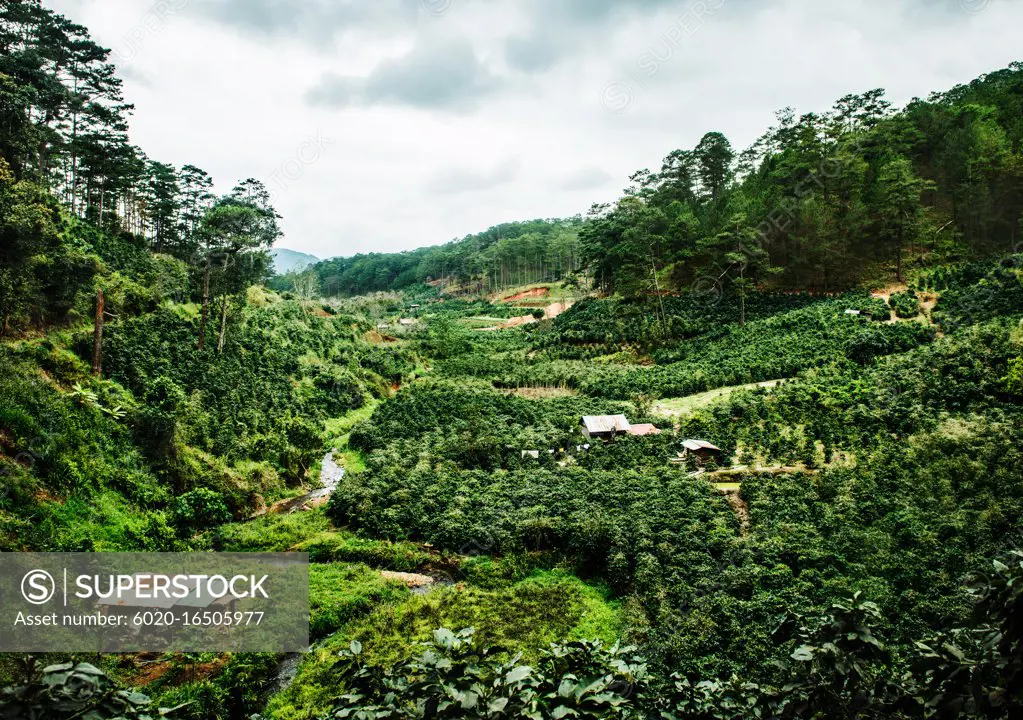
271,248,320,275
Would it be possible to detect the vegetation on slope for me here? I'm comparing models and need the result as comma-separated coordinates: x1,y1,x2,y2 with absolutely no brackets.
2,2,1023,717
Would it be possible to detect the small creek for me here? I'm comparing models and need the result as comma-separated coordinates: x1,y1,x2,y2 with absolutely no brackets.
263,452,454,698
265,452,345,515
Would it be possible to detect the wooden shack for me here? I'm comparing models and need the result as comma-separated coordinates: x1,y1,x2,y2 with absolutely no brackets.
682,439,723,464
581,415,632,441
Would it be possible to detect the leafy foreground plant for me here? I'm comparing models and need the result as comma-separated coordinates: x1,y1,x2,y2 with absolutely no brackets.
314,628,650,719
913,551,1023,718
0,659,185,719
280,553,1023,720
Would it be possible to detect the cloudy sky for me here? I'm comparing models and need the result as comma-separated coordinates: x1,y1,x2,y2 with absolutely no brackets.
45,0,1021,259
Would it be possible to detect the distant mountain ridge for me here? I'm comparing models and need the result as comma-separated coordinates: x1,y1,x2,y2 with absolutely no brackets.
271,248,320,275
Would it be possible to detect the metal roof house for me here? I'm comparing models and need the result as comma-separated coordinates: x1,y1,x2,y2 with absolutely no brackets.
581,415,632,440
682,439,723,463
628,424,661,437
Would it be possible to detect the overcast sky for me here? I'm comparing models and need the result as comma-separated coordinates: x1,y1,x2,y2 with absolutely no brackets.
45,0,1021,260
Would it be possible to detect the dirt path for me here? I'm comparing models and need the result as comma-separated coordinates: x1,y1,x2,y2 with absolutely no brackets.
713,483,750,536
479,301,574,331
501,287,550,303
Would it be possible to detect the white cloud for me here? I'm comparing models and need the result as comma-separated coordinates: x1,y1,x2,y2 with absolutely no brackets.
43,0,1022,259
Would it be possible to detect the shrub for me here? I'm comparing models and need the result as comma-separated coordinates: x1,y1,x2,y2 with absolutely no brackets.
0,660,181,719
172,488,232,534
889,290,921,318
316,628,649,720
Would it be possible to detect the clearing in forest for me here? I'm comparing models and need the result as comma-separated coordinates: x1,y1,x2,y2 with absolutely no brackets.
655,379,787,416
506,386,579,399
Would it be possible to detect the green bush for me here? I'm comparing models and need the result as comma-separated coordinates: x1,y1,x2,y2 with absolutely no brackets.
0,660,182,719
889,290,921,318
172,488,233,534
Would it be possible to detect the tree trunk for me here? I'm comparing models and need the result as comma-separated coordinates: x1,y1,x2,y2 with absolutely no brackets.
92,289,104,377
217,295,229,355
198,257,212,350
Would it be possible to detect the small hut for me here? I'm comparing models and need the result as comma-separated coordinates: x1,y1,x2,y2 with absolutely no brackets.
628,424,661,437
581,415,632,441
682,439,723,464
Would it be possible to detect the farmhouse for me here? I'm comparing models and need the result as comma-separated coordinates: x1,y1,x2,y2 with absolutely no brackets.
580,415,632,440
682,439,723,463
628,424,661,437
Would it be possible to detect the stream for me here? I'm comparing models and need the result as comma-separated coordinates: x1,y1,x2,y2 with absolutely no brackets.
265,452,345,515
264,452,456,698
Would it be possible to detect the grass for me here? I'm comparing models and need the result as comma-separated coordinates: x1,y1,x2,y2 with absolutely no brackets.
217,508,333,552
217,509,432,571
490,282,582,305
323,401,379,454
332,449,367,475
295,531,433,571
264,569,620,720
655,379,787,416
309,563,409,639
460,316,514,329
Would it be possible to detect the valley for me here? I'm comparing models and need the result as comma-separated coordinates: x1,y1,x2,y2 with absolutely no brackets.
1,3,1022,716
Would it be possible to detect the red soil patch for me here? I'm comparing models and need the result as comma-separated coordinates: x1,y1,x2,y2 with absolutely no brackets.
34,489,62,504
132,654,230,687
365,330,399,344
501,287,550,303
483,301,575,331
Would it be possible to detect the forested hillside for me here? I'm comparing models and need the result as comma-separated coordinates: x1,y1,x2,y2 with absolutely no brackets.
286,62,1023,305
276,218,585,298
2,1,1023,718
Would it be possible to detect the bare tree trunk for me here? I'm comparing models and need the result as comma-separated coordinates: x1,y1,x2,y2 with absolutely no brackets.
217,295,229,355
740,265,747,328
649,253,667,336
92,289,104,376
198,257,212,350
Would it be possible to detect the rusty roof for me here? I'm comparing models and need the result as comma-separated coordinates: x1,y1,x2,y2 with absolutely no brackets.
581,415,632,434
683,439,722,452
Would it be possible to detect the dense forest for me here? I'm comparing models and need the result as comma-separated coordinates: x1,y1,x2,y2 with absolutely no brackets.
273,218,586,298
2,0,1023,718
282,61,1023,306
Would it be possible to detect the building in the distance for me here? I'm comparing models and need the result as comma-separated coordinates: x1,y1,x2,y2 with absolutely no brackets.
682,439,723,464
580,415,632,441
